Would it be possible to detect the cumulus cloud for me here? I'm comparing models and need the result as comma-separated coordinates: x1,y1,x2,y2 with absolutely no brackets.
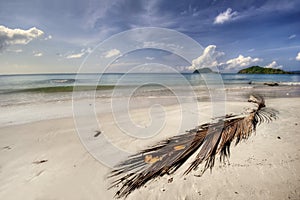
214,8,238,24
296,52,300,61
104,48,121,58
187,45,224,70
221,55,261,70
0,25,44,51
264,61,282,69
187,45,262,72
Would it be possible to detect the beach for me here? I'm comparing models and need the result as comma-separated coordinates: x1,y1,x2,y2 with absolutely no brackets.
0,90,300,200
1,1,300,199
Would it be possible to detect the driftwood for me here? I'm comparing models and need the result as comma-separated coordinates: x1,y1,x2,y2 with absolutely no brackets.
32,160,48,164
108,95,278,198
94,131,102,137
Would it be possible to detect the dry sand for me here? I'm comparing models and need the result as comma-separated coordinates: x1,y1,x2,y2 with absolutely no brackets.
0,97,299,200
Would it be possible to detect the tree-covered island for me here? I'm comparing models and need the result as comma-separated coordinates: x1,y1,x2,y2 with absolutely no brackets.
238,66,293,74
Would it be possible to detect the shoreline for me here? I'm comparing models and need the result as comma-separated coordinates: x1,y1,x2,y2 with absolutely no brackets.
1,91,300,127
1,84,299,108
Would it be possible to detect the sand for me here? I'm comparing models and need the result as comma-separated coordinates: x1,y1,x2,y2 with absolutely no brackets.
0,96,300,200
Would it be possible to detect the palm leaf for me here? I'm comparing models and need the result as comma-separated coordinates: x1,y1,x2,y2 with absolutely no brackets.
108,95,278,198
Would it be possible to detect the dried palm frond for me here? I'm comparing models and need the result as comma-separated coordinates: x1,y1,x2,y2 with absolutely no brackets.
108,95,278,198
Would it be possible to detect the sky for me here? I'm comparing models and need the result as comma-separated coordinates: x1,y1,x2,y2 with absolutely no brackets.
0,0,299,74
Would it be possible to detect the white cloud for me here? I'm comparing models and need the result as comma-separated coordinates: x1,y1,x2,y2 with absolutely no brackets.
187,45,224,71
288,34,296,39
84,47,93,54
45,35,52,40
66,52,85,59
104,48,121,58
0,25,44,51
33,52,43,57
145,56,154,60
214,8,238,24
65,48,92,59
296,52,300,61
264,61,282,69
187,45,262,72
222,55,261,70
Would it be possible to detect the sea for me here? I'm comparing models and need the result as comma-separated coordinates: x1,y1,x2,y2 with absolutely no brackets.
0,73,300,107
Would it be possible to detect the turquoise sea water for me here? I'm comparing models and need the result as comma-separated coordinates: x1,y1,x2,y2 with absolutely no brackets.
0,73,299,106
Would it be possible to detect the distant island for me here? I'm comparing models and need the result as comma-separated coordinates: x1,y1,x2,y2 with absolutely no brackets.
238,66,293,74
193,68,217,74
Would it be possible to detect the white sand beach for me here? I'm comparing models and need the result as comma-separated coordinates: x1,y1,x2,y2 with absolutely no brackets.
0,96,300,200
1,0,300,199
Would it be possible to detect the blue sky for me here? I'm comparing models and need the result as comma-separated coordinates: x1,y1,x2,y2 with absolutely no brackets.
0,0,299,74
